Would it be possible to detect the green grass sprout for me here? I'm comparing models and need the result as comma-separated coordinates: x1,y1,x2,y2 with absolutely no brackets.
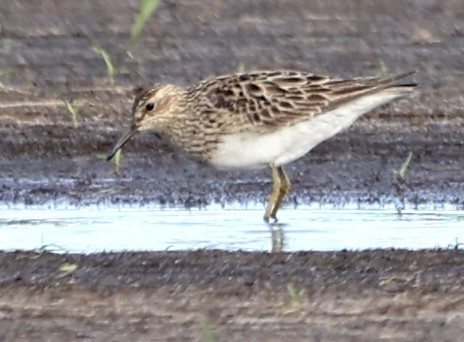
92,42,117,83
237,62,247,73
377,57,388,74
34,244,68,254
96,150,123,176
394,152,413,184
113,149,122,176
287,283,305,306
0,70,13,80
64,100,80,127
131,0,161,41
202,319,216,342
58,262,78,278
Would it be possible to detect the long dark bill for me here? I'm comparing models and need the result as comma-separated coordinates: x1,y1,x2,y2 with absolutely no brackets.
106,128,137,161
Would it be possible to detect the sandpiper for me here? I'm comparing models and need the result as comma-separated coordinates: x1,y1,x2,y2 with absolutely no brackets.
107,70,416,222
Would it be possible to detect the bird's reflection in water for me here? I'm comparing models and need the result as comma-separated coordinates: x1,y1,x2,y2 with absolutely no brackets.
269,223,287,252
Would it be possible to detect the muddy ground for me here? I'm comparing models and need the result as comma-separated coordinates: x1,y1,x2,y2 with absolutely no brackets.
0,0,464,340
1,250,464,341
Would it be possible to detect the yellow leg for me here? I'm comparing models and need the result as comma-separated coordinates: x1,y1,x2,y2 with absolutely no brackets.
264,166,292,223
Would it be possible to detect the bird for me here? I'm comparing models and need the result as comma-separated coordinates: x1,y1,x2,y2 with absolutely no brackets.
107,70,416,223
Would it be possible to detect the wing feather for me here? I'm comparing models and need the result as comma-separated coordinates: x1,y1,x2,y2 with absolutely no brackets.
188,70,415,133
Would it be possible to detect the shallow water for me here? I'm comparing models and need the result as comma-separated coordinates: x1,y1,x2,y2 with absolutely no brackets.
0,203,463,253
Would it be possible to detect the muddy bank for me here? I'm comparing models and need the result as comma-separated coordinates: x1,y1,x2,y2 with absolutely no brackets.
1,249,463,341
1,118,463,208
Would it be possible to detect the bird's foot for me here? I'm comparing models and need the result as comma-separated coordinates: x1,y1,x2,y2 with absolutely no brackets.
263,215,278,226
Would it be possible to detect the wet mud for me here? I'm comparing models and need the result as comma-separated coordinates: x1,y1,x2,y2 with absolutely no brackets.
0,0,464,340
1,249,464,341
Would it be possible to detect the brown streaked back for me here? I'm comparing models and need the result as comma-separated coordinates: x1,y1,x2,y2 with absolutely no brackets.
189,70,416,132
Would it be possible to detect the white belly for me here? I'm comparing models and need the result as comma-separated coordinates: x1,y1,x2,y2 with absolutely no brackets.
209,89,408,170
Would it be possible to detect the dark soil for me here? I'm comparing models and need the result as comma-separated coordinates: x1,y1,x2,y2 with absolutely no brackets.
0,0,463,340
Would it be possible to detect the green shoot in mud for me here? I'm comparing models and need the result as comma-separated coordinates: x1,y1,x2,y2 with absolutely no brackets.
394,152,413,186
58,262,78,278
202,319,216,342
97,150,123,175
64,100,80,127
377,57,388,74
91,42,117,84
113,149,123,176
131,0,161,41
0,70,13,80
237,62,247,73
0,23,3,38
36,233,69,253
287,283,305,306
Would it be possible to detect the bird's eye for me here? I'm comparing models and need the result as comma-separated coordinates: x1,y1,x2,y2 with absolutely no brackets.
145,102,155,111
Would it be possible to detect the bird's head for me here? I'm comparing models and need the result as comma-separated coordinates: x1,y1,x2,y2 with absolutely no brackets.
107,84,186,161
